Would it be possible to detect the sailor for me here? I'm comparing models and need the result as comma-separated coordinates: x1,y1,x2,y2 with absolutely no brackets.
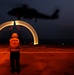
9,33,20,73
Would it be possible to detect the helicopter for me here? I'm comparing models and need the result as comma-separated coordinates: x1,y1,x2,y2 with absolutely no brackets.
8,4,60,22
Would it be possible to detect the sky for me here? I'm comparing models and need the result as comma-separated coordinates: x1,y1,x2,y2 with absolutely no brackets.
0,0,74,41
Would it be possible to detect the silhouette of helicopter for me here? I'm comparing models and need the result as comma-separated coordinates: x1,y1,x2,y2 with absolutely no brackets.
8,4,60,22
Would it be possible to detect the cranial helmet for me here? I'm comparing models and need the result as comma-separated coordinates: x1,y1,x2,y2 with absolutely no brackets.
11,33,18,38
